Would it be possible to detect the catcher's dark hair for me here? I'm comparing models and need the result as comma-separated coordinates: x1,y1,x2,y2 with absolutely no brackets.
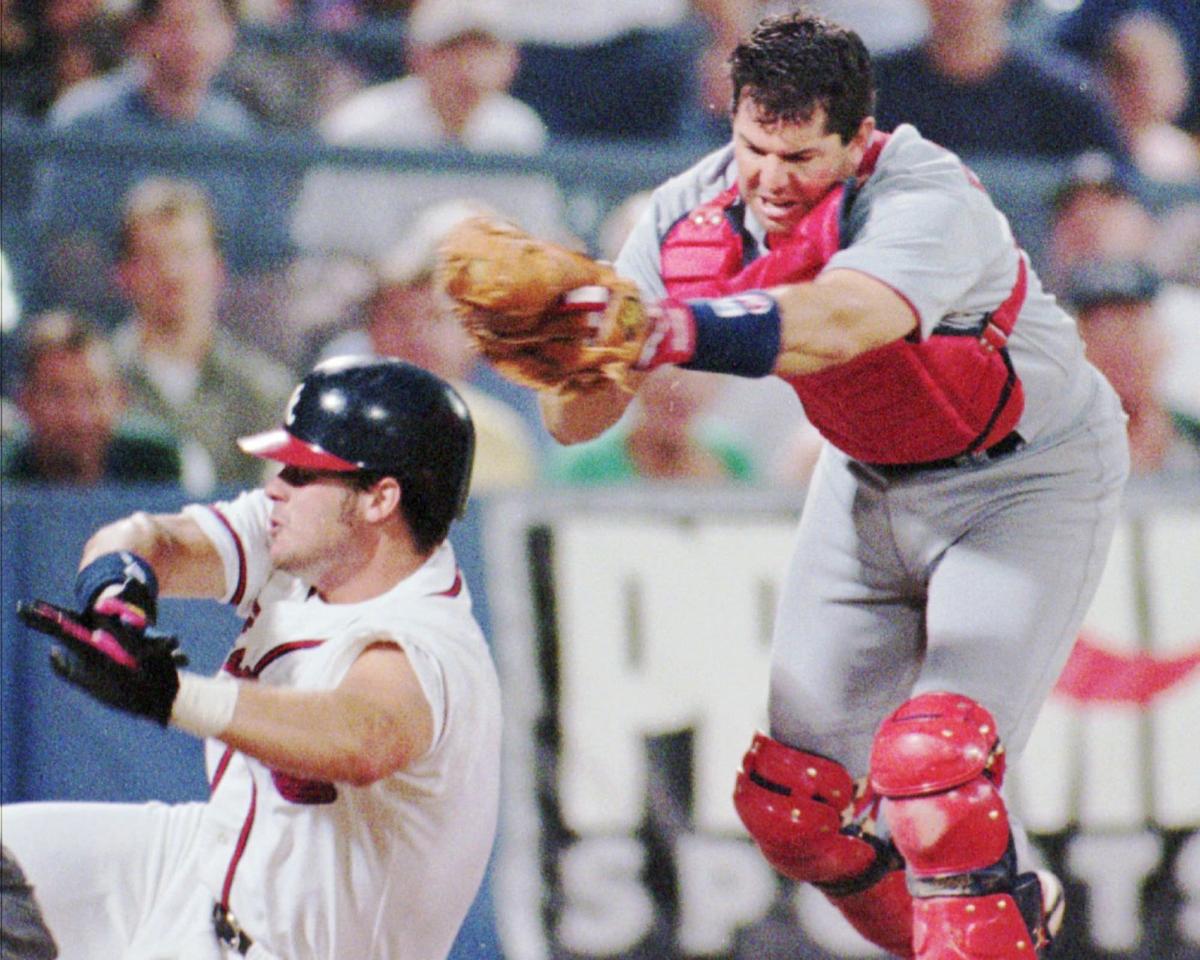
729,11,875,143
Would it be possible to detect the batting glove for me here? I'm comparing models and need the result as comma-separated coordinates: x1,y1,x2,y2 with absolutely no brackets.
17,596,187,726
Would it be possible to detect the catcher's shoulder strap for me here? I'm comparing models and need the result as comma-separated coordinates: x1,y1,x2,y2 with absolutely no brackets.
659,185,747,299
661,184,847,300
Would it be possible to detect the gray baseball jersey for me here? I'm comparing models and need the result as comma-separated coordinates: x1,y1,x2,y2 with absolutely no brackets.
616,124,1129,805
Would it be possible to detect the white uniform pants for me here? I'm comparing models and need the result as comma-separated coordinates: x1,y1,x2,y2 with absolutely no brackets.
0,801,275,960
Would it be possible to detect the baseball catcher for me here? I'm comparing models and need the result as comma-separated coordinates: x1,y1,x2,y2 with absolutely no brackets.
439,13,1132,960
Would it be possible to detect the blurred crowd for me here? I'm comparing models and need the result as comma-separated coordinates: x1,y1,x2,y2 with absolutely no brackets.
2,0,1198,495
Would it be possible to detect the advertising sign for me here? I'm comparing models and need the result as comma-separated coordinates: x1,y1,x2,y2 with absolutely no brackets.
485,490,1200,960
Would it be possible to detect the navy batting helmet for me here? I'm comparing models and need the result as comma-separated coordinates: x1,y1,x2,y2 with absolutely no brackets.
239,356,475,548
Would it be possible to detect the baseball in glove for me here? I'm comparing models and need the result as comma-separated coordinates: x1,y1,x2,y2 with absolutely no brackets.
436,216,653,393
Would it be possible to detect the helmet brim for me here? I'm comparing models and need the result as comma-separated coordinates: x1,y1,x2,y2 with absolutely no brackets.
237,429,360,471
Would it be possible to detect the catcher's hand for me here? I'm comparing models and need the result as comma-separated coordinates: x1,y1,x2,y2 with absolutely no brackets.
17,596,186,726
436,216,653,394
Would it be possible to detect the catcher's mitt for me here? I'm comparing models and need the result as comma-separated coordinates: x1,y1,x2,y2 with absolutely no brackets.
436,216,650,393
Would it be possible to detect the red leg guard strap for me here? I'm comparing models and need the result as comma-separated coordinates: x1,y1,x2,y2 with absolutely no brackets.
734,731,878,886
734,732,915,957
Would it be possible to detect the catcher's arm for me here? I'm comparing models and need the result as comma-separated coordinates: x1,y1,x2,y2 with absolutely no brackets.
769,268,916,377
539,376,641,445
537,270,913,442
437,217,915,433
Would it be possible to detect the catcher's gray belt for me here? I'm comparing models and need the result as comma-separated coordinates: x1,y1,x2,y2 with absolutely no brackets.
862,431,1025,479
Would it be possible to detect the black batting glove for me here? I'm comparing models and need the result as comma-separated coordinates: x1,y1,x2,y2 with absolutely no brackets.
17,597,186,726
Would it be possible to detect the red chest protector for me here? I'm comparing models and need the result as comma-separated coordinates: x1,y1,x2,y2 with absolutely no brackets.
658,141,1026,464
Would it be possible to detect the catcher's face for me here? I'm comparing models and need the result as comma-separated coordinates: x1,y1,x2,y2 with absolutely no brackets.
732,99,874,236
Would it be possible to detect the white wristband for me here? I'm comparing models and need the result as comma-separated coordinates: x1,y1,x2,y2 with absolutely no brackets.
170,671,239,739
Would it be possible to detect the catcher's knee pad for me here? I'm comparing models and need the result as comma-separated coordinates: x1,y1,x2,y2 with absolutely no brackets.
734,731,914,957
870,692,1060,958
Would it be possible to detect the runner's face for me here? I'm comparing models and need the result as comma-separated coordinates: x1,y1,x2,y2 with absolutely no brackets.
264,466,367,582
732,98,871,234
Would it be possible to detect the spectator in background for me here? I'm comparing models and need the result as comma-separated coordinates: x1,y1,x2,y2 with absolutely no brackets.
1044,150,1159,293
290,0,566,260
872,0,1128,159
217,2,363,131
27,0,294,326
1,310,182,485
1053,0,1200,137
0,0,123,122
503,0,703,142
320,0,545,153
1045,150,1200,421
43,0,247,135
1067,259,1200,481
1098,12,1199,185
317,200,541,491
111,177,294,492
546,366,757,485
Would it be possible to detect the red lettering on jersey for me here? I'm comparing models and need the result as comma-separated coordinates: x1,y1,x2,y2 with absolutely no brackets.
223,639,326,679
239,600,261,634
270,770,338,805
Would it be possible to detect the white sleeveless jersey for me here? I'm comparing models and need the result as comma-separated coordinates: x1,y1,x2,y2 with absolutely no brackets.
183,489,502,960
617,123,1115,448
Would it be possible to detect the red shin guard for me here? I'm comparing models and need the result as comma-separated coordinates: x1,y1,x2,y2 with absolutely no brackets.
871,693,1059,959
734,731,914,957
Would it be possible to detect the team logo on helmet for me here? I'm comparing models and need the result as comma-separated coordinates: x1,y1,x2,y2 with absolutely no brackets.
283,383,304,427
